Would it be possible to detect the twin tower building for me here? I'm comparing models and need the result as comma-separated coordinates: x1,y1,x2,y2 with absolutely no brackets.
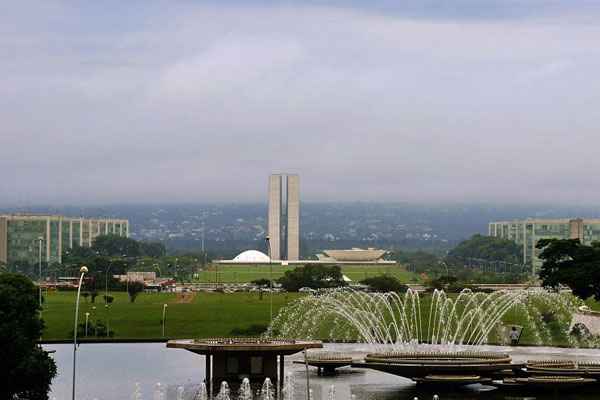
268,174,299,261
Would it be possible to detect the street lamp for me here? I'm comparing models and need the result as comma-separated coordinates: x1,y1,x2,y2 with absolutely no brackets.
162,304,168,337
36,236,44,311
84,312,90,337
104,262,112,304
265,236,273,325
105,304,110,336
72,265,88,400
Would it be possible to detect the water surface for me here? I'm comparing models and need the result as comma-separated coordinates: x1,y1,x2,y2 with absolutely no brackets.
46,343,600,400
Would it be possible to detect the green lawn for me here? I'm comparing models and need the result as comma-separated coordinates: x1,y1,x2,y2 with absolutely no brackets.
41,291,301,341
42,289,578,347
196,264,420,284
585,298,600,311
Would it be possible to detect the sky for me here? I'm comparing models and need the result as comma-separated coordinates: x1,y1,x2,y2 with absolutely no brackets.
1,1,600,205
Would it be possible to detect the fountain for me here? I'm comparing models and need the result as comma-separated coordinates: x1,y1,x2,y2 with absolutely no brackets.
267,287,590,387
216,382,231,400
327,385,335,400
281,372,294,400
176,386,185,400
297,351,353,375
132,382,142,400
269,288,579,349
238,378,253,400
194,383,208,400
154,383,165,400
166,337,322,393
260,377,274,400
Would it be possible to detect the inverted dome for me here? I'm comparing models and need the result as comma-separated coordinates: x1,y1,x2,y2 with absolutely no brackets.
232,250,270,263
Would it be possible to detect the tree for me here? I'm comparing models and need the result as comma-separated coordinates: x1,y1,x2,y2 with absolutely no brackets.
139,241,167,258
447,234,523,264
537,239,600,301
392,250,441,273
251,278,271,287
127,281,145,303
425,275,464,292
0,273,56,399
278,265,347,292
90,289,99,303
93,234,141,257
361,276,408,293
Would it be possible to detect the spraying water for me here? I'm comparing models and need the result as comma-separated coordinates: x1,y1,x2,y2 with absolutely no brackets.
194,383,208,400
270,288,578,349
131,382,142,400
239,378,253,400
261,378,274,400
176,385,185,400
154,383,165,400
327,385,335,400
282,372,295,400
216,381,231,400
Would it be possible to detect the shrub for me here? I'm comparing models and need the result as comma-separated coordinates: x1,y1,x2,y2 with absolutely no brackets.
360,276,408,293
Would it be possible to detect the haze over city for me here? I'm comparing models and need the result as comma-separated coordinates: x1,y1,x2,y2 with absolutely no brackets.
2,1,600,205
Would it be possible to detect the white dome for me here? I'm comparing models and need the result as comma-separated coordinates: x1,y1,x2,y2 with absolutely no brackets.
232,250,270,263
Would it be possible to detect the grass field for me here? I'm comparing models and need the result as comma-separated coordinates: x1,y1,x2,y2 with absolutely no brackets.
41,288,579,347
196,264,420,284
41,291,301,341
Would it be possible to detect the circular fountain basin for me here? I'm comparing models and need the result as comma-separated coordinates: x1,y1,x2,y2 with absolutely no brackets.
413,374,493,387
293,351,353,375
355,351,523,380
167,338,322,355
526,360,600,376
499,376,597,391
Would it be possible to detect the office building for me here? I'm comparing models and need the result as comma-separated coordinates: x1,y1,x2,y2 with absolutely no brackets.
0,214,130,265
268,174,300,261
489,218,600,272
316,248,389,263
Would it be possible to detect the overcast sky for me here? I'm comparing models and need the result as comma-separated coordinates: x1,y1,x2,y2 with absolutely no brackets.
2,1,599,205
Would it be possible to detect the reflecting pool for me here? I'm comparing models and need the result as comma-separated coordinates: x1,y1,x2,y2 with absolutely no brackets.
46,343,600,400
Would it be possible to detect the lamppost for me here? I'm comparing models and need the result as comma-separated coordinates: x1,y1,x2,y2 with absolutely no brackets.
162,304,168,337
36,236,44,311
84,313,90,337
105,304,110,336
265,236,273,325
91,306,97,336
72,265,88,400
104,262,112,304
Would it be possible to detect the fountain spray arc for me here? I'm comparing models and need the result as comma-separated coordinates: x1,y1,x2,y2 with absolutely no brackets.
269,288,578,350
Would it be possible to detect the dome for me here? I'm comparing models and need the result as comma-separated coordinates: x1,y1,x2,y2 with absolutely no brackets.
232,250,270,263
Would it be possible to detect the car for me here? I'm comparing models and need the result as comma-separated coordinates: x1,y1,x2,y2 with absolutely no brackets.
298,287,316,293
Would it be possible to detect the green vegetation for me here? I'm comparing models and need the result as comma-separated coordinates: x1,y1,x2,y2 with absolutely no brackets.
41,288,590,347
360,276,408,293
391,250,441,274
447,234,523,264
0,273,56,399
538,239,600,301
40,291,301,340
198,264,420,283
278,264,347,291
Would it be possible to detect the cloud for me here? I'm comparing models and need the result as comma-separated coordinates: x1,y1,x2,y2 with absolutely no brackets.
1,2,600,205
